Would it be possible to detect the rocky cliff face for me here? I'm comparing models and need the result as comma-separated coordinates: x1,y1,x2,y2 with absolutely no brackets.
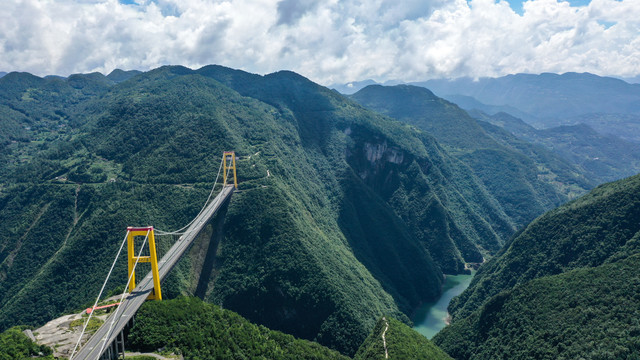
343,122,508,274
364,141,404,165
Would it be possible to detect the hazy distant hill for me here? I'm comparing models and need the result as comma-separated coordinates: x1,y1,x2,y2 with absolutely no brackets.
561,113,640,144
435,173,640,359
473,111,640,184
331,79,379,95
458,97,640,145
0,72,6,78
414,72,640,129
623,75,640,84
441,94,532,121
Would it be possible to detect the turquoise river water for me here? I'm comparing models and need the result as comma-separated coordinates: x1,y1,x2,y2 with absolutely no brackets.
411,272,475,339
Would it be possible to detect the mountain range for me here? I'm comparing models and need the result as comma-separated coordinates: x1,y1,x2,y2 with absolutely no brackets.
0,65,530,355
1,65,640,358
336,72,640,146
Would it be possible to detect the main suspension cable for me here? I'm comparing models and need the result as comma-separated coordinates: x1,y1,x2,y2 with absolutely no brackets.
155,157,225,236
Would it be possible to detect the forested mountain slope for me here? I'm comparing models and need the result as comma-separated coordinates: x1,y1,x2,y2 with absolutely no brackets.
196,66,516,272
128,297,350,359
354,317,452,360
448,173,640,320
435,255,640,360
351,85,591,228
0,65,525,355
435,174,640,359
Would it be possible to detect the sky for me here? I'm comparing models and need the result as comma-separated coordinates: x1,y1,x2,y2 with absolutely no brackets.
1,0,639,85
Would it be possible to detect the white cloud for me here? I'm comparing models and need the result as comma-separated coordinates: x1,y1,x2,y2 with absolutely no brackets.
0,0,638,84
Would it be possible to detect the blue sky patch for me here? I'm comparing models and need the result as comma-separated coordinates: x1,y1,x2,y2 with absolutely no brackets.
597,20,617,29
499,0,592,15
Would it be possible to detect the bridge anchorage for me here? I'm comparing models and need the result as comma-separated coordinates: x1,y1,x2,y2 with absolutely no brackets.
70,152,238,360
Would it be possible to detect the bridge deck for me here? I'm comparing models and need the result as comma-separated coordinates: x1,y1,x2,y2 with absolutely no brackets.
73,185,235,360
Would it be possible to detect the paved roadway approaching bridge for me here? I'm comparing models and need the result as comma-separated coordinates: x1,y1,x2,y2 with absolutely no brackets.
73,185,235,360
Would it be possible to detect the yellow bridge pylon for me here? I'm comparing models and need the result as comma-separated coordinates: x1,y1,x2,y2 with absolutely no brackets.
127,226,162,300
223,151,238,189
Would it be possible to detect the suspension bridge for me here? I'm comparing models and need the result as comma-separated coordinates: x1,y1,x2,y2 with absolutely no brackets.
70,152,238,360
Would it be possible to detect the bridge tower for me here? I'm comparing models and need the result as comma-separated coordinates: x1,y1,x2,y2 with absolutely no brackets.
127,226,162,300
223,151,238,189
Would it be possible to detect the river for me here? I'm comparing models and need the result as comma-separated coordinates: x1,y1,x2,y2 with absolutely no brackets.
411,272,475,339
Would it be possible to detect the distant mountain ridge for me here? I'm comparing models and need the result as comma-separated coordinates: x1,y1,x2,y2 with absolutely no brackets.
440,94,532,121
445,92,640,145
0,68,140,83
472,111,640,184
561,112,640,144
622,74,640,84
412,72,640,127
335,72,640,136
